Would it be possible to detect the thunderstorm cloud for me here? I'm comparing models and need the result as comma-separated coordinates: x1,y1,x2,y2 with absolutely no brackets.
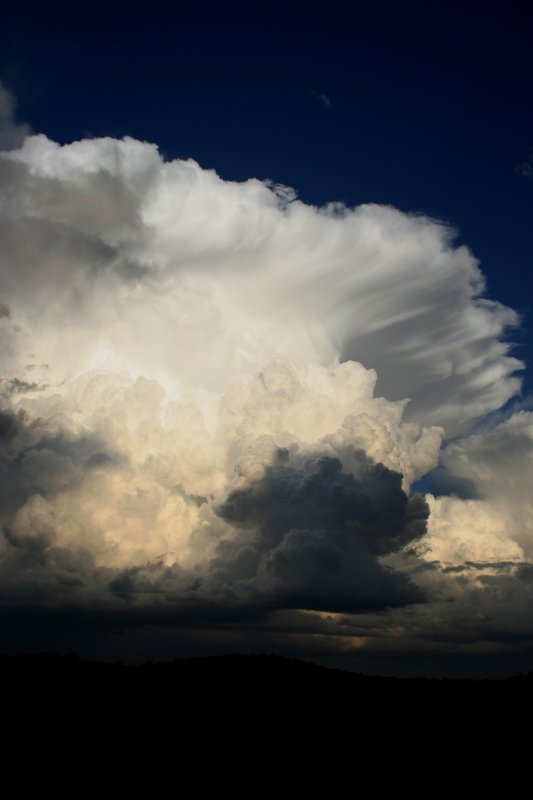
0,99,530,670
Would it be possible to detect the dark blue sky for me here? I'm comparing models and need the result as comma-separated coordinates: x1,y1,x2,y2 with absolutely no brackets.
2,1,532,394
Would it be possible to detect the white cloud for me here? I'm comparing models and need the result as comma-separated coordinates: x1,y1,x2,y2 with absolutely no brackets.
421,494,524,564
0,128,530,660
0,133,521,434
421,412,533,564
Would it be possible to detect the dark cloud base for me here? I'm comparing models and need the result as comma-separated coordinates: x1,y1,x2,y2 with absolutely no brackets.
3,601,533,679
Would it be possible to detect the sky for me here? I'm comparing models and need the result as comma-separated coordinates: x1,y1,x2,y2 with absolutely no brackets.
0,2,532,677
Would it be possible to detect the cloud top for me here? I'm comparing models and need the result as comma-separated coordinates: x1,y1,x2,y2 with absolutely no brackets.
1,133,522,432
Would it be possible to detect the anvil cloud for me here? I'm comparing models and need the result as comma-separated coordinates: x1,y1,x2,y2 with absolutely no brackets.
0,95,530,671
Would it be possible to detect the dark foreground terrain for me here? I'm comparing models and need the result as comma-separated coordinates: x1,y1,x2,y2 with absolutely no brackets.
2,652,530,773
3,651,532,712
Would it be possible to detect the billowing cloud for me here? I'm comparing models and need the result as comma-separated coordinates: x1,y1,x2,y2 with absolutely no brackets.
0,361,437,612
213,450,427,611
0,133,521,432
421,411,533,564
0,124,530,671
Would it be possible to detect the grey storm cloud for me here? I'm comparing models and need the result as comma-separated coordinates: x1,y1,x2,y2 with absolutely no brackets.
217,451,425,557
210,450,426,612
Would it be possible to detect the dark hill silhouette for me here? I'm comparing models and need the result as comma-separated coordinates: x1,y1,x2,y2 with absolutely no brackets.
2,652,531,769
3,651,533,710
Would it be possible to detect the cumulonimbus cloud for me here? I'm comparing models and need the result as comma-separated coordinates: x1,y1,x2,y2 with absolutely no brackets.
0,121,529,655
